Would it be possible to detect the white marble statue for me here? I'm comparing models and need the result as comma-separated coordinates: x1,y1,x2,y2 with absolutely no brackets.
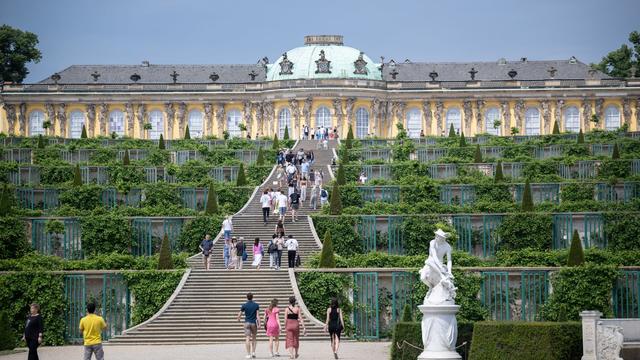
419,229,457,305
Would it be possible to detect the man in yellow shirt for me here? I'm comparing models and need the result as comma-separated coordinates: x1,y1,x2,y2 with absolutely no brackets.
79,303,107,360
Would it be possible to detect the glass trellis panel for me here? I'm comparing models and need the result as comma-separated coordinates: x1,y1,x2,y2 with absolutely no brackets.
578,161,597,179
3,148,32,163
388,216,404,255
353,272,379,339
416,148,447,162
552,213,573,249
126,188,142,207
101,188,117,209
358,187,375,202
180,188,197,210
361,165,391,180
9,167,41,186
16,188,35,209
31,219,53,255
164,218,183,250
591,144,613,156
482,215,503,258
481,272,510,320
460,185,476,205
132,218,153,256
209,167,224,182
481,146,503,159
391,272,414,323
613,270,640,318
362,149,390,161
595,183,617,202
381,187,400,203
584,214,606,249
537,183,560,204
520,271,549,321
64,275,86,343
440,185,453,205
145,167,159,183
558,164,572,179
429,164,457,179
453,215,472,253
358,216,377,252
624,182,639,202
43,189,59,210
502,162,522,179
63,219,83,259
101,273,131,340
632,160,640,176
534,145,563,159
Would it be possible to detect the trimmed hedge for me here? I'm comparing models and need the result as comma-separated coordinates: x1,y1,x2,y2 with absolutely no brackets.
390,321,474,360
469,321,582,360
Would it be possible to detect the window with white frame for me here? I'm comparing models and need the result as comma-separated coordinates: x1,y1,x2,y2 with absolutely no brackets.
604,106,620,131
109,110,125,136
524,108,540,135
484,108,501,135
69,111,85,138
406,108,422,138
148,110,164,139
29,110,45,136
188,110,204,138
445,108,461,134
227,109,242,138
278,108,291,138
563,106,580,133
355,107,369,139
315,106,331,129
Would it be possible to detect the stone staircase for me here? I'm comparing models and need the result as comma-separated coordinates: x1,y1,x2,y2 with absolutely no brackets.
109,139,338,344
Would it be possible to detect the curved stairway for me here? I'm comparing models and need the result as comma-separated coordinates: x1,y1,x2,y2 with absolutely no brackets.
109,139,338,344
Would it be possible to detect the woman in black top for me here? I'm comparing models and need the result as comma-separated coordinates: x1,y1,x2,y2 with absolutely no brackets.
324,298,345,359
22,303,43,360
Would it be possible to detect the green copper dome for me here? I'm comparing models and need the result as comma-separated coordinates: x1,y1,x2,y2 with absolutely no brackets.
266,36,381,81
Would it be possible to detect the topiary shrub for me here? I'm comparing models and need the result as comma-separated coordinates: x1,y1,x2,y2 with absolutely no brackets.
283,125,289,140
552,121,560,134
184,124,191,140
175,216,222,253
401,304,413,322
37,134,45,149
329,183,342,215
473,144,482,163
604,213,640,251
81,124,88,138
272,134,279,150
494,160,504,182
80,213,132,256
205,185,219,214
448,123,456,138
402,216,457,256
158,133,165,149
311,215,362,256
0,311,16,350
611,142,620,159
123,270,184,325
236,162,247,186
157,234,173,269
296,272,352,333
122,149,130,165
73,164,82,186
521,179,534,211
560,182,594,202
0,216,29,260
567,230,585,266
0,184,10,216
459,131,467,146
577,128,585,144
59,185,102,210
336,163,346,185
256,147,264,166
318,230,336,268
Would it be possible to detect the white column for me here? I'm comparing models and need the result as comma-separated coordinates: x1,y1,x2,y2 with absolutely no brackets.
580,310,601,360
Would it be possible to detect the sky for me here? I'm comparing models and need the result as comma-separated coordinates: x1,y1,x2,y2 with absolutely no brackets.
1,0,639,83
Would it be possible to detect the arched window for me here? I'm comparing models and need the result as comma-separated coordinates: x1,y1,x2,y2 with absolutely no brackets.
445,108,461,134
278,108,291,139
148,110,164,139
188,110,204,138
563,106,580,133
405,108,422,138
315,106,331,129
69,110,85,138
355,107,369,139
524,108,540,135
29,110,45,136
604,105,620,131
226,109,242,138
484,108,501,135
109,110,125,136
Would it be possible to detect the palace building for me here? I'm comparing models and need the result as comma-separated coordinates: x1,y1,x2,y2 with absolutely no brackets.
1,34,639,140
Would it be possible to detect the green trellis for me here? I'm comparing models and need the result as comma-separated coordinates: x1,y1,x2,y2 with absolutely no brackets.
101,188,117,208
353,272,379,339
391,272,415,323
358,216,377,252
481,271,510,321
132,218,153,256
31,218,82,259
520,271,549,321
613,270,640,318
64,275,86,343
387,216,404,255
180,188,197,210
552,213,573,249
583,213,606,248
452,215,472,253
482,215,503,258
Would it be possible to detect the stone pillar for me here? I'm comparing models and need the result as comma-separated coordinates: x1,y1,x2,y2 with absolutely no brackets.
500,100,511,135
176,102,186,138
263,101,274,137
370,98,380,136
622,98,632,127
243,101,253,137
345,97,356,130
4,104,17,135
289,99,300,139
582,98,592,131
541,100,551,134
435,101,444,136
18,103,27,135
514,99,525,131
137,104,146,139
164,103,175,139
462,100,472,135
203,103,213,137
45,103,56,136
125,103,134,137
214,103,225,138
303,97,312,129
580,310,601,360
98,103,108,136
423,101,432,135
333,98,344,135
475,100,485,134
57,103,67,137
555,99,564,131
86,104,96,137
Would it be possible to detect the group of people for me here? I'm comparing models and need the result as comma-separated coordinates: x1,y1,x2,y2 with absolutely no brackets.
238,293,345,359
302,125,338,142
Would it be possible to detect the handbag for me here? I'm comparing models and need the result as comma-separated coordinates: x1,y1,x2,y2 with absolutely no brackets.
295,254,301,267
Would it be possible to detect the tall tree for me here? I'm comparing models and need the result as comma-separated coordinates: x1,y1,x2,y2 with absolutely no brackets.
0,25,42,83
157,234,174,270
494,160,504,182
592,30,640,78
336,163,346,185
521,179,534,211
272,134,279,150
552,121,560,135
255,147,265,166
236,163,247,186
448,123,456,138
318,230,336,268
473,144,482,163
184,124,191,140
458,131,466,147
205,184,219,214
577,128,585,144
329,184,342,215
122,149,130,166
73,164,82,186
80,124,88,139
158,134,165,149
283,125,290,140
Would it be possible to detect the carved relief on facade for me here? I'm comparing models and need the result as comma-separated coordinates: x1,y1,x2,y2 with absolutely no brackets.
500,100,511,134
594,98,605,123
214,103,225,137
302,97,312,129
582,98,592,131
540,100,551,134
18,103,27,135
253,102,264,136
622,98,632,126
45,103,56,135
434,101,444,135
164,103,175,138
4,104,17,135
379,101,390,136
555,100,564,130
597,324,624,360
422,101,432,133
462,100,473,134
345,97,356,127
636,98,640,128
243,101,253,136
125,103,134,135
514,100,525,130
333,98,344,133
137,104,146,138
86,104,96,136
289,99,300,137
98,103,108,135
370,98,380,135
203,103,213,136
176,102,187,136
263,101,274,137
56,103,67,137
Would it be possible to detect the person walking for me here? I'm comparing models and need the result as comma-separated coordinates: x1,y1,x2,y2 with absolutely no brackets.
264,298,282,357
260,189,271,225
268,234,278,269
309,185,318,210
285,296,306,359
277,192,288,221
276,234,285,270
299,177,308,203
199,234,213,270
324,298,345,359
229,238,238,270
22,303,43,360
236,237,246,270
314,170,322,187
223,238,231,269
237,292,260,359
222,215,233,240
274,219,286,238
289,190,300,222
320,187,329,207
79,302,107,360
285,235,299,268
252,238,263,270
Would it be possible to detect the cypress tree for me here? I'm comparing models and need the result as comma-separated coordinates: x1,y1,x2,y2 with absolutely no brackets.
346,126,354,140
521,179,534,211
473,144,482,163
612,143,620,159
0,311,16,351
37,134,45,149
0,184,10,216
577,128,585,144
448,123,456,138
494,160,504,182
272,134,280,150
81,124,88,138
318,230,336,268
184,124,191,140
345,127,353,149
459,131,466,146
336,163,346,185
157,234,174,270
122,150,130,166
552,121,560,134
236,162,247,186
256,147,265,166
73,164,82,186
205,184,219,214
567,230,585,266
283,125,290,140
401,304,413,322
158,133,165,149
329,184,342,215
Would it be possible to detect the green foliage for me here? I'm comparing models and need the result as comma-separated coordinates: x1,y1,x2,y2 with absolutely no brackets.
390,322,474,360
73,164,82,186
567,230,585,266
329,183,342,214
184,124,191,140
400,304,412,322
158,134,165,149
448,123,456,138
459,131,467,146
306,250,483,269
205,185,219,214
346,126,354,142
122,149,130,165
560,182,594,202
521,178,534,211
611,142,620,159
497,213,552,251
59,185,102,210
473,144,482,163
123,270,184,325
142,183,182,208
296,272,352,333
80,124,88,138
236,162,247,186
0,24,42,83
255,147,265,166
80,213,132,256
37,134,45,149
577,128,585,144
335,163,346,185
469,322,582,360
510,127,519,136
318,230,336,268
402,217,457,255
593,30,640,78
0,216,29,259
0,184,11,216
552,120,560,134
157,235,173,269
604,212,640,250
45,219,64,235
272,134,279,150
0,252,189,271
283,125,289,140
311,216,362,256
0,311,16,350
176,216,222,253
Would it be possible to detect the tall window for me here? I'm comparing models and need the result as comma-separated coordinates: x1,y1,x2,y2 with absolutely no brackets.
109,110,125,136
315,106,331,129
355,107,369,139
69,110,85,138
148,110,164,139
484,108,501,135
405,108,422,138
29,110,45,136
524,108,540,135
604,105,621,131
445,108,461,134
564,106,580,133
278,108,291,138
227,109,242,138
188,110,204,138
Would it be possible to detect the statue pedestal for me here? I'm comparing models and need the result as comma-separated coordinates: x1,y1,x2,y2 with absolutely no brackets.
417,304,462,360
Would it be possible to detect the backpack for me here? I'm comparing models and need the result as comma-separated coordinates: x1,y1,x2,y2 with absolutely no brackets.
268,242,277,254
321,189,328,198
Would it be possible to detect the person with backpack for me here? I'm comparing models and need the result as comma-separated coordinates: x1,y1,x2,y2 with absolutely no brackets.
289,190,300,222
320,187,329,207
268,234,279,269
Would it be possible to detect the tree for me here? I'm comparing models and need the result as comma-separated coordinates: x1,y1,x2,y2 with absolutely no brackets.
590,114,600,125
37,134,45,149
448,123,456,138
157,234,174,270
256,147,265,166
510,127,520,136
272,134,279,150
473,144,482,163
346,126,354,141
80,124,88,138
592,30,640,78
158,133,165,149
318,230,336,268
567,230,585,266
329,184,342,215
0,311,16,351
401,304,413,322
73,164,82,186
0,25,42,83
336,163,346,185
612,143,620,159
494,160,504,182
283,125,289,140
236,163,247,186
184,124,191,140
577,128,585,144
552,121,560,134
521,179,534,211
458,131,466,147
0,184,10,216
122,150,130,166
205,184,219,214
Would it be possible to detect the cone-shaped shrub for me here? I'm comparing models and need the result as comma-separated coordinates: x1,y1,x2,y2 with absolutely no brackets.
521,179,534,211
0,184,10,216
473,144,482,163
0,311,16,351
158,134,165,149
123,149,130,166
256,147,265,166
345,127,353,149
236,162,247,186
346,126,354,140
494,160,504,182
81,124,88,138
283,125,289,140
329,184,342,215
459,131,466,146
272,134,279,150
612,143,620,159
401,304,413,322
336,163,346,185
577,128,585,144
37,134,45,149
552,121,560,134
157,234,174,270
184,125,191,139
448,123,456,138
318,230,336,268
73,164,82,186
205,184,219,214
567,230,585,266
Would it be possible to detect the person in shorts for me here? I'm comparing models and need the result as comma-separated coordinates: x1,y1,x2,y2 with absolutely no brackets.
289,190,300,222
199,234,213,270
79,302,107,360
237,292,261,359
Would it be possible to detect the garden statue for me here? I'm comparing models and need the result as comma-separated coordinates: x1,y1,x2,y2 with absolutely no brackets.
419,229,456,305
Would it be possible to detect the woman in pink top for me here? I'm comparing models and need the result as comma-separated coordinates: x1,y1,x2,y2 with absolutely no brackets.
263,298,282,357
252,237,263,269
